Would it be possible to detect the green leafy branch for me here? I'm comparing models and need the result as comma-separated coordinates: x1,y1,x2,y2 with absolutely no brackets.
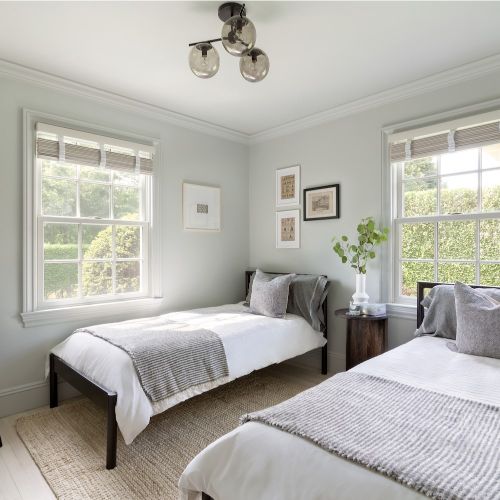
332,217,389,274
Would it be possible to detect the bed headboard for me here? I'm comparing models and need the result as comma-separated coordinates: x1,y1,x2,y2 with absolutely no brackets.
416,281,500,328
245,270,329,336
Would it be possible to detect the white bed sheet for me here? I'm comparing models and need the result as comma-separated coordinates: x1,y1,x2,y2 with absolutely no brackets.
178,336,500,500
49,303,326,444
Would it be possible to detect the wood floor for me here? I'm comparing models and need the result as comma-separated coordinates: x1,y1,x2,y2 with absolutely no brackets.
0,362,326,500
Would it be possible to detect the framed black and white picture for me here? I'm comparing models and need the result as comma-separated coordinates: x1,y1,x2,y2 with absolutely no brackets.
276,209,300,248
276,165,300,207
183,183,221,231
303,184,340,221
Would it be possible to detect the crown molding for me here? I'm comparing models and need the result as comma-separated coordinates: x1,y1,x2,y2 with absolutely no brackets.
249,53,500,144
2,53,500,147
0,58,249,144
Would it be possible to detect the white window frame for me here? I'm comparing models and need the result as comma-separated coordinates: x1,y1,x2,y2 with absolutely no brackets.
381,98,500,319
392,154,500,305
22,109,163,327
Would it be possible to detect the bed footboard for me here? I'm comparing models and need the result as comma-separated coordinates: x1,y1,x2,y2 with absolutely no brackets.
49,353,118,469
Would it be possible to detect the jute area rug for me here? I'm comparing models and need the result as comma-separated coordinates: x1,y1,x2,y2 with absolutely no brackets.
16,367,312,500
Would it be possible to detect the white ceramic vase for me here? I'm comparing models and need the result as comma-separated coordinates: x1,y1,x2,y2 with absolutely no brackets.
352,273,369,305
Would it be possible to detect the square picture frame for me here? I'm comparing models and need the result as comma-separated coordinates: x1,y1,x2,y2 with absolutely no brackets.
303,184,340,221
183,182,221,231
276,165,300,207
276,209,300,248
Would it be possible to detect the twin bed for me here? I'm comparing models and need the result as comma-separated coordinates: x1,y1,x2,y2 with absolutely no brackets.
182,334,500,500
49,271,328,469
48,276,500,500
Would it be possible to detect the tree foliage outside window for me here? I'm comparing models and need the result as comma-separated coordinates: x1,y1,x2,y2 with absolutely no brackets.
40,160,145,302
396,148,500,298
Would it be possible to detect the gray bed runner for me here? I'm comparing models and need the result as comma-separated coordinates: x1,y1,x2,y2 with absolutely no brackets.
78,317,229,402
241,372,500,500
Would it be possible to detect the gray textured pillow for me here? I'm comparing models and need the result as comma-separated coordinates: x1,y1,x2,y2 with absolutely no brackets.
454,282,500,359
250,271,295,318
245,271,280,304
415,284,500,339
246,271,329,330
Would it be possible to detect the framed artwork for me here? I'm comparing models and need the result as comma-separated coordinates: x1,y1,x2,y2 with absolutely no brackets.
183,182,221,231
276,165,300,207
276,209,300,248
303,184,340,221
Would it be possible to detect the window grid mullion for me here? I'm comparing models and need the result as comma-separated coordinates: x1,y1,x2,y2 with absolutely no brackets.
396,211,500,224
436,155,441,216
476,154,482,286
112,225,116,294
434,222,438,283
110,171,115,220
76,164,81,218
397,162,403,218
434,151,440,284
39,215,149,226
78,223,83,299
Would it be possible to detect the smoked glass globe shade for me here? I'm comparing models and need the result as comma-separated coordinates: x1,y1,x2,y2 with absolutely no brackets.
239,48,269,82
221,15,256,56
189,43,219,79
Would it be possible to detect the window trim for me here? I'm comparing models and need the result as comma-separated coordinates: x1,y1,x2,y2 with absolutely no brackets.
22,109,163,327
381,98,500,319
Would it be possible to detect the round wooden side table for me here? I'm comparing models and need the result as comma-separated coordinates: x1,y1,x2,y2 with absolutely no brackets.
335,308,388,370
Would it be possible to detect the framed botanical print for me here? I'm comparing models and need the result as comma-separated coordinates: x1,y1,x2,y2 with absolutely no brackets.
276,209,300,248
276,165,300,207
183,183,221,231
303,184,340,221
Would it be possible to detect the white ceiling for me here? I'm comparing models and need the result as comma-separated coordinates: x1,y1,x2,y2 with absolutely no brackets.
1,1,500,135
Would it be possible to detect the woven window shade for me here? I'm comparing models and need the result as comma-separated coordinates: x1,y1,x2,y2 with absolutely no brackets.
36,124,154,175
390,120,500,162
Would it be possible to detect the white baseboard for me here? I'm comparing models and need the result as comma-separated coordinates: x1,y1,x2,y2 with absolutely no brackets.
0,350,345,418
0,380,80,418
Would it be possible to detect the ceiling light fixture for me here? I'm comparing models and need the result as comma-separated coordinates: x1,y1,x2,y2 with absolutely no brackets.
188,2,269,82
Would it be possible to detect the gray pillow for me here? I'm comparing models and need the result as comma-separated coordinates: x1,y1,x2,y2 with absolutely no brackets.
454,282,500,359
415,284,500,339
246,271,329,331
245,271,280,304
250,271,295,318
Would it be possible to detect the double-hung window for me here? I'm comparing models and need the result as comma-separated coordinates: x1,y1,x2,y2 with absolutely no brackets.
25,120,158,322
389,114,500,303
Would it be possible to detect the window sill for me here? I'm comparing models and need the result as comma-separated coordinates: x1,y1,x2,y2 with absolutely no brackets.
21,297,164,328
386,303,417,320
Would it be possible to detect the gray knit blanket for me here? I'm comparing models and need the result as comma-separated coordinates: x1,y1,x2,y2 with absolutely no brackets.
77,317,228,402
241,372,500,500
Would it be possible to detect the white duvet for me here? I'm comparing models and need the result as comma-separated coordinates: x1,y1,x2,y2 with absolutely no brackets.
178,336,500,500
49,303,326,444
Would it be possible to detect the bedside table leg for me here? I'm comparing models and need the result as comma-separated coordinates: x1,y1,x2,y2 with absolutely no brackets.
321,344,328,374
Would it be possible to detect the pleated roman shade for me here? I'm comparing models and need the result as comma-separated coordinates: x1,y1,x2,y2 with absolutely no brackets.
390,116,500,163
36,123,155,175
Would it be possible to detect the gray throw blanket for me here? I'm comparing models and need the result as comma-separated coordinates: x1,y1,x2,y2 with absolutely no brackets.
78,317,229,402
241,372,500,500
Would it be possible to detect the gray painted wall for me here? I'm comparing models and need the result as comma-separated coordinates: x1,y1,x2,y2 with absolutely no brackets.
248,70,500,371
0,76,249,416
2,67,500,417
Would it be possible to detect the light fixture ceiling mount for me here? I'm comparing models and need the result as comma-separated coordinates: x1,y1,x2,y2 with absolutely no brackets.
188,2,269,82
217,2,246,22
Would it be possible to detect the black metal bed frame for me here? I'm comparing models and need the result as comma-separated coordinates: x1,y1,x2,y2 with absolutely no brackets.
416,281,496,328
49,270,329,470
244,271,329,375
